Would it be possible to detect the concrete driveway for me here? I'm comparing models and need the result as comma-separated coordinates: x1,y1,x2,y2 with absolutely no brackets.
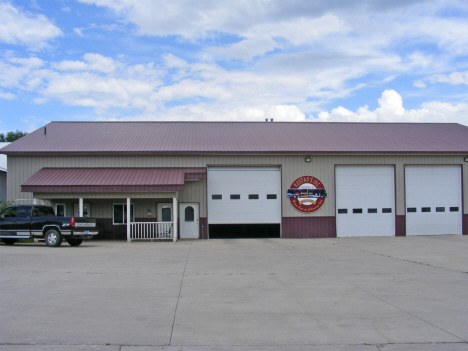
1,236,468,351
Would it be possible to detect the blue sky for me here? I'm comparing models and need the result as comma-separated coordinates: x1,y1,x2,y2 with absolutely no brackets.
1,0,468,133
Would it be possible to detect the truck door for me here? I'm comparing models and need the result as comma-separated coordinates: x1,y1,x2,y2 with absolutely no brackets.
0,206,18,236
16,206,32,236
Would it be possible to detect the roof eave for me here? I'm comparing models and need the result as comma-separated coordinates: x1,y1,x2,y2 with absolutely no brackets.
3,150,468,156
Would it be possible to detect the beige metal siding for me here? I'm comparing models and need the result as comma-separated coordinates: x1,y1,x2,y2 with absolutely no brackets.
7,155,468,220
178,179,207,216
0,172,6,201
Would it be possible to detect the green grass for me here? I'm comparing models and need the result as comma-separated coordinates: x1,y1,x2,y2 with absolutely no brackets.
17,238,35,243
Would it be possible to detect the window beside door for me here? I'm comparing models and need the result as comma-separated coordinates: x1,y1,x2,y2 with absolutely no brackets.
55,203,66,217
161,207,172,222
113,203,134,225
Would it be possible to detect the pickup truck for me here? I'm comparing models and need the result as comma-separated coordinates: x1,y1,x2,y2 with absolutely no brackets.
0,205,98,247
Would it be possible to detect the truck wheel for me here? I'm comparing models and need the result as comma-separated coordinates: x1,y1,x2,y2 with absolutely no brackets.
44,229,62,247
2,239,17,245
67,238,83,246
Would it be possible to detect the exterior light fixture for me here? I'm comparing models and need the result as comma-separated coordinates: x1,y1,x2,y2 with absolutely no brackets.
305,157,312,162
464,157,468,162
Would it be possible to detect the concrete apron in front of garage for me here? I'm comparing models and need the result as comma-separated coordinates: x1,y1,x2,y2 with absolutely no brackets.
1,236,468,351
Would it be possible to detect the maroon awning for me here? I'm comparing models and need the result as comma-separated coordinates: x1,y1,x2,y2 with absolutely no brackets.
22,167,206,193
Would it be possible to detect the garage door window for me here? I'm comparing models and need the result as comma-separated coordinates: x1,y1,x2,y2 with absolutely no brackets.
230,194,241,200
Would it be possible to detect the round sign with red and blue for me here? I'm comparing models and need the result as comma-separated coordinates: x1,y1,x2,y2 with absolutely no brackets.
287,176,327,213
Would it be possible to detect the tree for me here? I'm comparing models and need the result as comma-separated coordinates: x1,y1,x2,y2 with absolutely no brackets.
0,130,28,142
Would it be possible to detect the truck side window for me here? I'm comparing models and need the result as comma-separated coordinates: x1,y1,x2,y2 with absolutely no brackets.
33,207,56,217
1,207,17,218
17,206,32,220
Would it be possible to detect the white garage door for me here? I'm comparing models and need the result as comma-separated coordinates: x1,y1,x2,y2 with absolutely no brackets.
336,166,395,237
405,165,462,236
207,167,281,224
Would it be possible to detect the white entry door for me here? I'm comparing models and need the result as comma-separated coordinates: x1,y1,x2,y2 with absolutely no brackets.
405,165,462,235
180,203,199,239
336,165,395,237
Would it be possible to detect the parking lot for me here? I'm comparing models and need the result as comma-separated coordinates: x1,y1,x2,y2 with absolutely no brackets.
1,236,468,351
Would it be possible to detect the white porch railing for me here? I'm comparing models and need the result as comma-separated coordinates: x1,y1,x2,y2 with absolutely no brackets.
129,222,174,241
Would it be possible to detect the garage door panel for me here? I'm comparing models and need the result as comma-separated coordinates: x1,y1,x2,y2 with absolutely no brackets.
336,214,394,237
208,167,281,225
405,165,462,236
336,166,395,237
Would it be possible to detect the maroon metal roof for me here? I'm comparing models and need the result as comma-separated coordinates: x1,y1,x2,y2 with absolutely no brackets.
3,122,468,155
22,167,207,193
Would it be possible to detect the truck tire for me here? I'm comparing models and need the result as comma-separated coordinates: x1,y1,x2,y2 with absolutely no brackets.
2,238,17,245
44,229,62,247
66,238,83,246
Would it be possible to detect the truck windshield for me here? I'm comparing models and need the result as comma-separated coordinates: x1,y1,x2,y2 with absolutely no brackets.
33,207,56,217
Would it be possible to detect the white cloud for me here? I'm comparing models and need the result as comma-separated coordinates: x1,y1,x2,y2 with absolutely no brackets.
420,71,468,86
1,26,468,127
376,89,404,116
259,15,346,47
53,53,117,73
74,1,466,63
413,80,426,88
83,53,117,73
0,56,45,89
113,103,305,122
43,73,156,109
72,0,468,116
314,89,468,125
0,2,62,49
49,55,308,114
210,36,279,61
54,60,89,71
73,27,85,36
0,90,15,100
210,14,346,61
8,56,44,68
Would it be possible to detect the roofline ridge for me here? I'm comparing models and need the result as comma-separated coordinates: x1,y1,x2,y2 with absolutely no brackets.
46,121,462,125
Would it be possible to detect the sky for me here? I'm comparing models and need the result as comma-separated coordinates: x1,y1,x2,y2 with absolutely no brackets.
1,0,468,133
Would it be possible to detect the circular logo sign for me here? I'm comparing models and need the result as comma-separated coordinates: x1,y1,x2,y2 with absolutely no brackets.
287,176,327,213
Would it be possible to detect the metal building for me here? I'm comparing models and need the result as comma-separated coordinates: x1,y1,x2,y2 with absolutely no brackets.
1,121,468,240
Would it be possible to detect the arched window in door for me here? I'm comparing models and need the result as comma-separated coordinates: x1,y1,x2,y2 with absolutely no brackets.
161,207,172,222
185,206,194,222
